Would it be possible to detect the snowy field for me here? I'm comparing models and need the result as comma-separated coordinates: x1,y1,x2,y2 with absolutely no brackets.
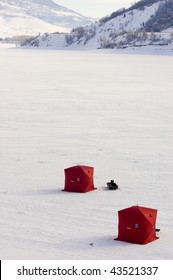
0,44,173,260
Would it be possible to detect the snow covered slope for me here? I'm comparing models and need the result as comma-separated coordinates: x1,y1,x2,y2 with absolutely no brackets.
0,0,93,38
25,0,173,51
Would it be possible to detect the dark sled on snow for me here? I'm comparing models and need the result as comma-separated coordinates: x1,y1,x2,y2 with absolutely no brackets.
107,180,119,190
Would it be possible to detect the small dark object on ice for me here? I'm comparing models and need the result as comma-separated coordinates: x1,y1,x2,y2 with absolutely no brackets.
156,228,160,232
90,243,94,246
107,180,119,190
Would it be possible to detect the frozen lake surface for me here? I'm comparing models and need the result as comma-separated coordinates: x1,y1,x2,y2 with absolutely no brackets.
0,45,173,259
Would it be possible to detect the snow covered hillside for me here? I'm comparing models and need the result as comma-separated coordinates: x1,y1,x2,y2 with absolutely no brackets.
0,44,173,259
0,0,93,38
24,0,173,51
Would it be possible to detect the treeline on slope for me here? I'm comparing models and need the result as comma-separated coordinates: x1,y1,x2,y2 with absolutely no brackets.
64,0,173,48
100,0,163,23
143,0,173,31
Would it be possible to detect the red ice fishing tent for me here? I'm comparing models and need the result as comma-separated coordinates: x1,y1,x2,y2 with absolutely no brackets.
116,205,159,244
64,165,96,193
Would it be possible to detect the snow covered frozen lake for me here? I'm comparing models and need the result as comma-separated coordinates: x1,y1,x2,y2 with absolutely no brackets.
0,44,173,259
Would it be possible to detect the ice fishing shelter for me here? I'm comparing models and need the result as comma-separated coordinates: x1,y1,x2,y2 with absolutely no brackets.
64,165,96,193
116,205,159,244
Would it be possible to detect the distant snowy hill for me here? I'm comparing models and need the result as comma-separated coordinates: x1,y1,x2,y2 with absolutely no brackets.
25,0,173,51
0,0,93,38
